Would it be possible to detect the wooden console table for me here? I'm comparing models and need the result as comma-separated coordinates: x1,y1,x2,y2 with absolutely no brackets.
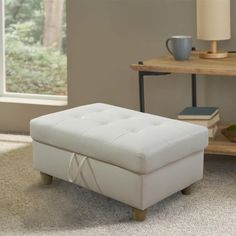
130,52,236,156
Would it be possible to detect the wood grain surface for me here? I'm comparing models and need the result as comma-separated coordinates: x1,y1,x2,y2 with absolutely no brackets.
131,53,236,76
205,125,236,156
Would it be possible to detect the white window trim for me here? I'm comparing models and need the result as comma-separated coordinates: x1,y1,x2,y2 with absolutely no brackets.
0,0,67,103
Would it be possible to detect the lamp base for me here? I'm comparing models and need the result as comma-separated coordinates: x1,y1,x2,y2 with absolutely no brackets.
199,51,228,59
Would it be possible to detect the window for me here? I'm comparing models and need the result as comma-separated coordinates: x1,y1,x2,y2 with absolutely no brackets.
0,0,67,101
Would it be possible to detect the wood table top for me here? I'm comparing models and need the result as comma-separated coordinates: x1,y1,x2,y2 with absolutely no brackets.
130,52,236,77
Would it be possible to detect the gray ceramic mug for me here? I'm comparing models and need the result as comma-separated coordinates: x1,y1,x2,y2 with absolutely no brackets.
166,36,192,61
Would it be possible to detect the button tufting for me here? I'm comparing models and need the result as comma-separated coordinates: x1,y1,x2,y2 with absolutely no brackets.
99,121,109,125
72,115,81,119
122,116,132,119
157,123,165,127
95,109,105,113
127,129,140,133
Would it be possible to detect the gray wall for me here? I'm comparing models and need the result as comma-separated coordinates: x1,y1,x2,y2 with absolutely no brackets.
68,0,236,122
0,0,236,133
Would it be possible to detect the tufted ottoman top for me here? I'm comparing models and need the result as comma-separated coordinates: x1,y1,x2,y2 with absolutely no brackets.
30,103,208,174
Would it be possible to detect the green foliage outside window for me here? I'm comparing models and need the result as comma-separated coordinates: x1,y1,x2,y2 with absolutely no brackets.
5,0,67,95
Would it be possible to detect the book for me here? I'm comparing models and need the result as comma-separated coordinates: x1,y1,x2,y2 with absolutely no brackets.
179,113,220,128
178,107,219,120
208,124,218,138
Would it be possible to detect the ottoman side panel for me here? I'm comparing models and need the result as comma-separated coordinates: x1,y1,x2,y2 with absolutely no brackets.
33,141,73,180
141,151,204,209
82,156,143,209
32,141,144,209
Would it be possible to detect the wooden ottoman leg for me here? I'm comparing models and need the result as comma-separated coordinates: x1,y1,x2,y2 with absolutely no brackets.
181,184,194,195
132,208,147,221
40,172,53,185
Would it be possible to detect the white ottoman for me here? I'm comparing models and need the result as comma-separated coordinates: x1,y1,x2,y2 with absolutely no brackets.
30,103,208,221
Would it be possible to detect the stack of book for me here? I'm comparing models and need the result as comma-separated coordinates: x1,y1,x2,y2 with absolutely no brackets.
177,107,220,138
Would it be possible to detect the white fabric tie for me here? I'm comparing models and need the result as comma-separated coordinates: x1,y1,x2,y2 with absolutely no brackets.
68,153,88,183
67,153,102,194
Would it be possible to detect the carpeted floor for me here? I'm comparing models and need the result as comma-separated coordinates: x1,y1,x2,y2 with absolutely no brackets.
0,134,235,236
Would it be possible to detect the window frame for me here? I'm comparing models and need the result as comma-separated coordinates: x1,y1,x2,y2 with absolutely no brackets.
0,0,5,96
0,0,67,102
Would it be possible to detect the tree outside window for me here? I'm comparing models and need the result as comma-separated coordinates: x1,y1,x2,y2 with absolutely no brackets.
5,0,67,96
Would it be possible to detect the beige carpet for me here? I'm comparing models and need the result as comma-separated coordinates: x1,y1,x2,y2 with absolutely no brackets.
0,134,235,236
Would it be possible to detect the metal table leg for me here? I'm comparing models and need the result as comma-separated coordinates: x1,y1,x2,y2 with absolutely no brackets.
139,71,145,112
191,47,197,107
192,74,197,107
137,48,198,112
137,61,170,112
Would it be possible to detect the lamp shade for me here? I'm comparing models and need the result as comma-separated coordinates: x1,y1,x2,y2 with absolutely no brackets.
197,0,231,41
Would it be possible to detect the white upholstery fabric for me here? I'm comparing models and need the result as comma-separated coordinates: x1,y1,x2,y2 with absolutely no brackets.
33,141,204,209
30,103,208,174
